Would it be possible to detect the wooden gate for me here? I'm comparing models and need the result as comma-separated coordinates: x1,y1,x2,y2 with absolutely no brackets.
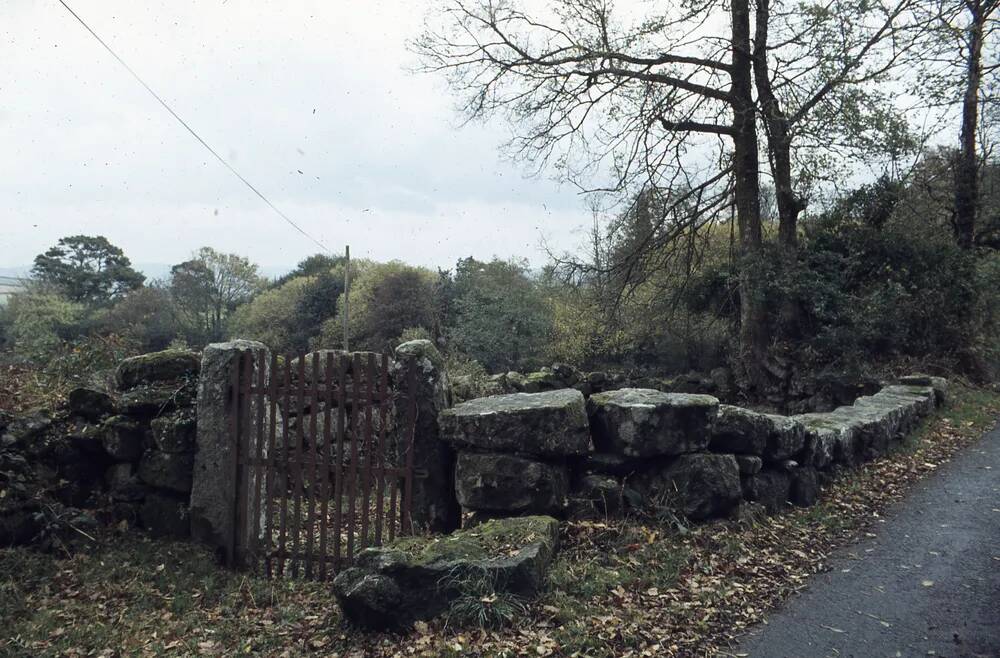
228,350,417,580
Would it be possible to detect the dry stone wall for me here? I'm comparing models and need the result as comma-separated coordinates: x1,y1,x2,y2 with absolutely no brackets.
452,362,883,414
440,377,947,523
0,348,201,547
101,349,201,538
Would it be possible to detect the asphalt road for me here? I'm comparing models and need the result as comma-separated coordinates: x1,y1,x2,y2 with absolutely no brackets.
736,422,1000,658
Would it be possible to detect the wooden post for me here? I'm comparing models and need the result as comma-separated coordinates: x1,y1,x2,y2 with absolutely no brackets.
343,245,350,351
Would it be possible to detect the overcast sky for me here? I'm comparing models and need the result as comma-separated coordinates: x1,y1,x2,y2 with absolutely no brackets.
0,1,590,276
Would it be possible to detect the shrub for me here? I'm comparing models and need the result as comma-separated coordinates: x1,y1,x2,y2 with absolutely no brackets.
684,213,998,375
6,290,87,362
445,258,552,372
96,286,180,352
229,276,313,353
321,262,440,354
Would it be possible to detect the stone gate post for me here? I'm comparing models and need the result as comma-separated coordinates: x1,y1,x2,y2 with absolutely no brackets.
392,340,461,534
190,339,270,563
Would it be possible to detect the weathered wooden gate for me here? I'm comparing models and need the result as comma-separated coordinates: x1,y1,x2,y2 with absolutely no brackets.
228,350,417,580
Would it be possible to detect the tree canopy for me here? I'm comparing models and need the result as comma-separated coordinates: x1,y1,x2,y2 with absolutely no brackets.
168,247,263,343
31,235,144,306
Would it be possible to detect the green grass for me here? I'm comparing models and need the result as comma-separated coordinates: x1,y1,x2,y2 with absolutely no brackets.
0,534,338,656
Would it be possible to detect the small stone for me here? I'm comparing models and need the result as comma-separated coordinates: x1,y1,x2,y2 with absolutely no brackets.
150,410,196,453
881,385,936,417
568,474,625,519
1,410,53,447
138,450,194,493
587,371,607,385
0,500,44,546
734,500,769,527
551,363,582,386
505,371,527,392
66,420,105,454
827,404,895,461
790,467,820,507
67,387,114,420
333,571,403,630
632,453,741,520
741,470,791,514
735,455,763,475
101,415,145,462
761,416,806,462
105,462,136,489
897,374,948,405
794,413,859,467
521,370,564,393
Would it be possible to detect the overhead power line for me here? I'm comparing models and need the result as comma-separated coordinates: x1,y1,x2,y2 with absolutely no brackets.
55,0,332,254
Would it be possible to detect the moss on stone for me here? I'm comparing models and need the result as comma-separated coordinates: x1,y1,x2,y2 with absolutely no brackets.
522,371,562,392
395,339,445,371
386,516,558,566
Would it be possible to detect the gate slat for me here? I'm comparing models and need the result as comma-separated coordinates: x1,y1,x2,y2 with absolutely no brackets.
374,353,388,545
318,352,334,581
291,353,306,578
277,357,291,577
236,351,253,565
251,350,267,568
304,352,320,578
333,353,347,572
346,353,361,564
387,363,400,543
264,352,278,578
360,353,375,550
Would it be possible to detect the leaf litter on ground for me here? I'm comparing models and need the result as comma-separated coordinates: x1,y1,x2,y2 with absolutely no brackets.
2,384,999,657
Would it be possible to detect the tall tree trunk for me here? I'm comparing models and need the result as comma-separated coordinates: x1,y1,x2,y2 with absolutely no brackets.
731,0,768,391
954,1,985,250
752,0,805,257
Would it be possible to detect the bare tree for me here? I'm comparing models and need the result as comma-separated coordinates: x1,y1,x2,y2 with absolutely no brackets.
955,0,998,248
414,0,927,389
752,0,924,256
917,0,999,248
414,0,775,383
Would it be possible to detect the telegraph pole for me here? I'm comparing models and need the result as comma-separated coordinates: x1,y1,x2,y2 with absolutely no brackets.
343,245,350,352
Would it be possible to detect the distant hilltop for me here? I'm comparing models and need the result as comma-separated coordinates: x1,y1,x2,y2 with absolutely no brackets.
0,263,297,287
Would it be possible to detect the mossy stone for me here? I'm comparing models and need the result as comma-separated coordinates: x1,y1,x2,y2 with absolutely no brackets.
115,349,200,391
